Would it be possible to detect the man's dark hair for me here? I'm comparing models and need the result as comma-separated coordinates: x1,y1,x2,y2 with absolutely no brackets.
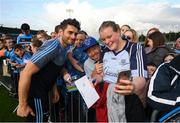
99,21,119,32
21,23,30,31
14,44,24,50
60,18,80,31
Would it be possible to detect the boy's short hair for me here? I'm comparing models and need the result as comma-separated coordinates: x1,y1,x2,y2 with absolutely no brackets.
14,44,24,50
21,23,30,31
78,30,88,36
147,62,157,68
60,18,80,31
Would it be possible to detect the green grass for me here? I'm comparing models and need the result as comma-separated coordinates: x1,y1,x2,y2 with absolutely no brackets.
0,85,25,122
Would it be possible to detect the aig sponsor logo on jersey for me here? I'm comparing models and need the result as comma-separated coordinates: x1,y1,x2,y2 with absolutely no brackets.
104,66,118,78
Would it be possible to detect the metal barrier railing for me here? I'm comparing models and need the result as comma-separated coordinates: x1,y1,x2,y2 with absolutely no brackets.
48,89,90,122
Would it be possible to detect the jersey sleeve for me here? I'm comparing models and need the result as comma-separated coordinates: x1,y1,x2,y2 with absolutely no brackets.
31,41,60,69
130,43,147,78
17,36,20,44
148,63,179,111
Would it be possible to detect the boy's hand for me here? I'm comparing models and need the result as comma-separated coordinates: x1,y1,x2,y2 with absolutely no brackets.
63,73,72,84
95,62,103,74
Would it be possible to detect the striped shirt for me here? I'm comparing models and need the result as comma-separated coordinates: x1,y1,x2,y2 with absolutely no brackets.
31,38,67,69
103,41,147,84
17,34,32,44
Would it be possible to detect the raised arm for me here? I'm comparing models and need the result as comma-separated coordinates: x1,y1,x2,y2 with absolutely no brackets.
67,52,84,72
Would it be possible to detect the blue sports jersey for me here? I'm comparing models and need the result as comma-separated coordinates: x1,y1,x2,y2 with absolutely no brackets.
11,52,32,65
17,34,32,45
29,38,69,99
66,45,88,78
5,48,14,59
31,38,67,68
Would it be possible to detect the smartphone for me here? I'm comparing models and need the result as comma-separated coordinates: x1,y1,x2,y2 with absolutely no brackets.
117,70,132,83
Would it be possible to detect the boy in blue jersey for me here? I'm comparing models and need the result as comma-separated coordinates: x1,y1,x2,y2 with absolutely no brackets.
4,37,15,76
67,30,88,79
17,23,32,50
4,37,14,60
17,18,81,122
9,44,32,96
10,44,32,71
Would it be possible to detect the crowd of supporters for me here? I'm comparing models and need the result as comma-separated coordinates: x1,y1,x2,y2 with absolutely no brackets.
0,18,179,122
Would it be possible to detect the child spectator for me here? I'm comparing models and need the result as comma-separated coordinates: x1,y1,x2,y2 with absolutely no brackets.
9,44,31,97
30,37,43,54
17,23,32,53
124,28,139,43
163,53,176,63
146,62,157,106
36,30,50,42
17,23,32,45
83,37,107,122
10,44,32,71
173,37,180,54
66,30,88,78
147,63,157,79
4,37,15,76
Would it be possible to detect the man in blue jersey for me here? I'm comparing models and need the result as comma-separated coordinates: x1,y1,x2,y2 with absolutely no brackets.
17,18,80,122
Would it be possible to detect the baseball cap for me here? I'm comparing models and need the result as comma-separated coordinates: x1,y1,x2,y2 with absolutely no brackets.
83,37,98,52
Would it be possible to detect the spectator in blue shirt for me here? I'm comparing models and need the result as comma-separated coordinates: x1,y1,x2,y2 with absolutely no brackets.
17,23,32,50
10,44,32,71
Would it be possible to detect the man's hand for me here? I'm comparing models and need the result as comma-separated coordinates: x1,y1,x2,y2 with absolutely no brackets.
17,104,35,117
114,79,135,95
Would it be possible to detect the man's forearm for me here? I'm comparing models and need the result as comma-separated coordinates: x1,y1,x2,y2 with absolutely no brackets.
18,70,32,106
18,61,39,106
